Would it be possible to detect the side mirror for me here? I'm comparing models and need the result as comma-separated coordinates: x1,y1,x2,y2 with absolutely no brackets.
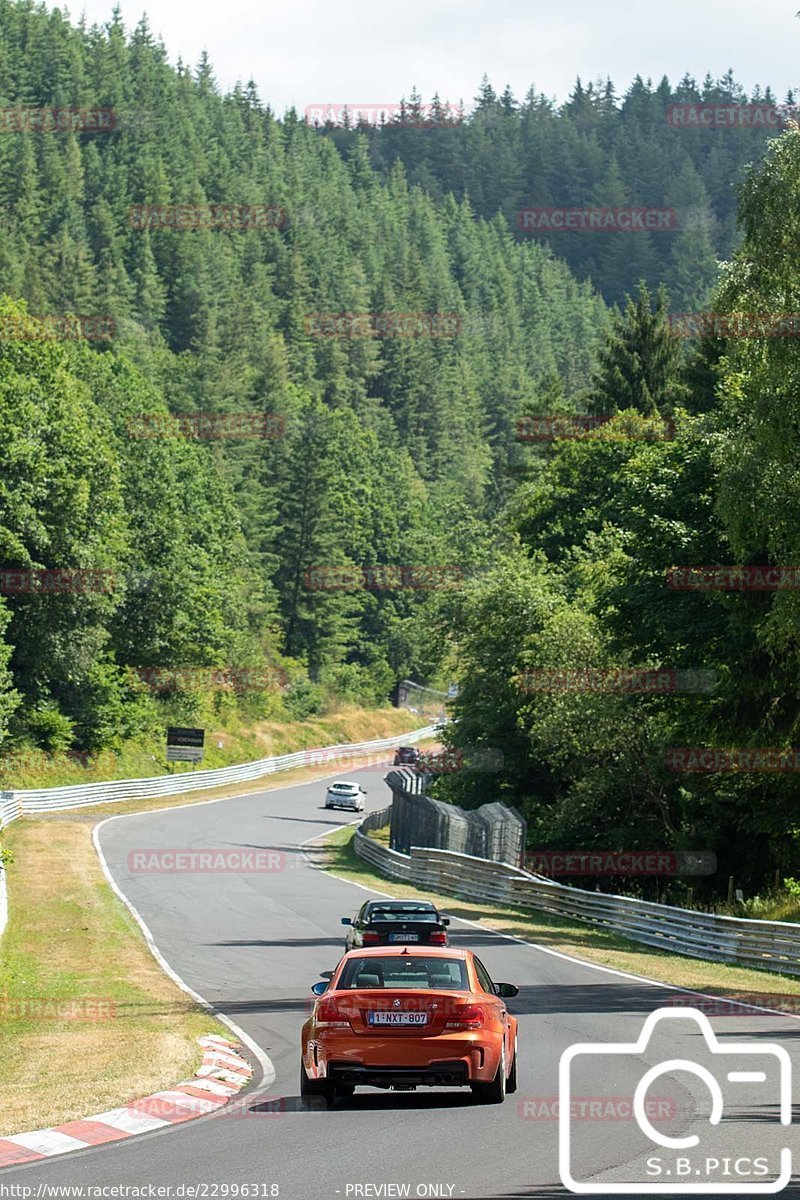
341,917,352,925
311,980,328,995
496,982,518,998
442,918,450,926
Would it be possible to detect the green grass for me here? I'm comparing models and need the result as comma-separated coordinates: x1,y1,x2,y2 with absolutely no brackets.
0,704,426,789
0,710,434,1136
0,818,231,1135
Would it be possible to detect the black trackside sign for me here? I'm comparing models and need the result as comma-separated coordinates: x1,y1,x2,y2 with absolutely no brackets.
166,726,205,748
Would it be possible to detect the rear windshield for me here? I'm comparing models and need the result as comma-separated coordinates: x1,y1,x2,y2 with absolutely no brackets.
368,907,438,923
330,782,356,790
337,956,468,990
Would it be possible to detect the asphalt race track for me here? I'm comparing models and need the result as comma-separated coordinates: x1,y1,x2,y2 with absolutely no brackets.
3,767,799,1198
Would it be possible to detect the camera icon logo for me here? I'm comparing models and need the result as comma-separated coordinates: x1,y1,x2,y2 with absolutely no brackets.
559,1007,792,1193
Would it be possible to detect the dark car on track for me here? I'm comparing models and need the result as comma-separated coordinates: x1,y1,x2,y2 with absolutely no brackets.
342,899,450,950
393,745,419,766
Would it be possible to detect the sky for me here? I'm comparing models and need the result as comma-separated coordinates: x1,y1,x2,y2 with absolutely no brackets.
58,0,800,115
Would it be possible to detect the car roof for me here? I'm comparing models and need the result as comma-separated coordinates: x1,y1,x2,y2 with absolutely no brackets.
340,945,468,960
366,899,436,908
329,780,359,787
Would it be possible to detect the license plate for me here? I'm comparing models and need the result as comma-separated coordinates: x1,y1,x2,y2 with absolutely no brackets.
367,1011,428,1026
388,932,419,942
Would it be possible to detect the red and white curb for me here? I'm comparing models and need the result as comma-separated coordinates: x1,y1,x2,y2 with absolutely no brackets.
0,1034,252,1168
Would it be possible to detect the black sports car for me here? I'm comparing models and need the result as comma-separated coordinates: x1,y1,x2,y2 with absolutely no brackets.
341,899,450,950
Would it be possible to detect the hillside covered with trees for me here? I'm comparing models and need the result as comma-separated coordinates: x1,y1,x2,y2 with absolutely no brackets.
0,0,798,897
436,131,800,893
0,1,606,757
315,73,794,307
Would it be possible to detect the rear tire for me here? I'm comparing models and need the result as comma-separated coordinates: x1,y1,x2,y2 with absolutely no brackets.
471,1045,507,1104
507,1039,518,1094
300,1059,334,1108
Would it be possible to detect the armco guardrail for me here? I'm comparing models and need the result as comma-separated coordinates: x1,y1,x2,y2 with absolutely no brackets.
0,725,438,825
354,824,800,978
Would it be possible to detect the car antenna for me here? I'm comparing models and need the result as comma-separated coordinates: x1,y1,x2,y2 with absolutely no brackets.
401,947,410,955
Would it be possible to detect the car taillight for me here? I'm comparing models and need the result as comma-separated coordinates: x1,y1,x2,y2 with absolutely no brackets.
429,930,447,946
362,931,381,945
315,997,352,1028
445,1004,484,1030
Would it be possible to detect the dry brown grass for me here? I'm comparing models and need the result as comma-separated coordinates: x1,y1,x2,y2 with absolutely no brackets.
0,820,223,1135
0,712,435,1135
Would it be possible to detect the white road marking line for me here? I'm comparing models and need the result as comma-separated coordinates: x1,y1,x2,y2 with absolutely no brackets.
306,826,800,1024
93,819,277,1087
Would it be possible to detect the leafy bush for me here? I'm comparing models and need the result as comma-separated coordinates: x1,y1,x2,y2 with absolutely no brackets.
282,678,326,720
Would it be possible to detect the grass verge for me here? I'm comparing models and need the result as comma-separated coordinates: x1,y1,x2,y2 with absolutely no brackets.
0,709,434,1135
309,825,800,1011
0,818,229,1136
1,703,427,789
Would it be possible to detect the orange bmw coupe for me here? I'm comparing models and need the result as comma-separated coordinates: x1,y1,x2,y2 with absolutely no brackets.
300,945,519,1105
